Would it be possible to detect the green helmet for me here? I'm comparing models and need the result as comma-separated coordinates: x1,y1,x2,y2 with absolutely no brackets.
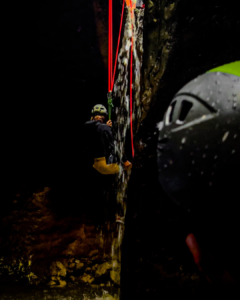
91,104,108,117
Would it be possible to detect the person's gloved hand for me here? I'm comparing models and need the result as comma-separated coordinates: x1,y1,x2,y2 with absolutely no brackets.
106,120,112,127
123,160,132,171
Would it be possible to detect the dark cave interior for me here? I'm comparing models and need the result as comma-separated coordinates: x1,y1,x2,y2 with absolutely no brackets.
1,0,240,299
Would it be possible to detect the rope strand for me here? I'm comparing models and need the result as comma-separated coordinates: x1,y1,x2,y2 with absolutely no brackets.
129,0,134,158
108,0,112,91
110,0,113,88
111,0,125,91
108,0,135,157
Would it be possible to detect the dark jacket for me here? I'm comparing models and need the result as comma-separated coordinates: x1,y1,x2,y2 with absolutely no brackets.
84,120,127,164
84,120,114,161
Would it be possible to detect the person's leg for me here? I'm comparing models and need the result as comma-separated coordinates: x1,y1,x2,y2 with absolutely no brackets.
88,167,106,226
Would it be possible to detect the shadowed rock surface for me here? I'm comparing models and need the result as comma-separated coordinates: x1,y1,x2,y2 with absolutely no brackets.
0,285,119,300
0,186,121,289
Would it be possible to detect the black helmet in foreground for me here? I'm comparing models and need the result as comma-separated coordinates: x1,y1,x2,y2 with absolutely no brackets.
157,66,240,213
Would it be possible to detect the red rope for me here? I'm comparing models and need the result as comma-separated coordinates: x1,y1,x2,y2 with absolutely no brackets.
111,0,125,91
108,0,112,91
108,0,110,91
129,0,134,158
110,0,113,88
108,0,134,157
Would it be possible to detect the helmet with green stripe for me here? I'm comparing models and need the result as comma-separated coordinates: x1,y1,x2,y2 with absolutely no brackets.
157,61,240,213
207,60,240,77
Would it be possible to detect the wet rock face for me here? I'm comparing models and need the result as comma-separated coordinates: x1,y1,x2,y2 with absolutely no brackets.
0,285,120,300
140,0,178,122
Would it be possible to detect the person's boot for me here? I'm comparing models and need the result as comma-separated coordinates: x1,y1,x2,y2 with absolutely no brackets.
123,160,132,171
116,215,125,224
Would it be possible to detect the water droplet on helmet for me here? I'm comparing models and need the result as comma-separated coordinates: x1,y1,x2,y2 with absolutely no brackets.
214,155,218,159
209,182,213,186
232,150,235,154
233,103,237,109
188,173,191,176
234,134,237,139
232,93,237,97
222,131,229,142
217,99,220,103
157,121,164,131
201,171,204,175
181,137,186,144
192,160,195,164
164,164,168,168
205,145,209,149
180,146,183,150
216,80,220,85
212,103,216,107
203,154,206,158
206,97,210,101
218,89,222,94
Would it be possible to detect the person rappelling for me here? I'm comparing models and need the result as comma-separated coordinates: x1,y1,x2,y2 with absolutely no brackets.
84,0,138,175
84,104,132,175
83,104,132,226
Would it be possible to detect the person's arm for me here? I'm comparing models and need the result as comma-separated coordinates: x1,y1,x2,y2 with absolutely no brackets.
102,125,114,147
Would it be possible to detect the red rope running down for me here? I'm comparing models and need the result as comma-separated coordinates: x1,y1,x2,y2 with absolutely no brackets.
129,0,134,158
108,0,110,91
111,0,125,91
108,0,112,91
110,0,113,88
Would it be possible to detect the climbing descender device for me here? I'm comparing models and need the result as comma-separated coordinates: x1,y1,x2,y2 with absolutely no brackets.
107,91,113,120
